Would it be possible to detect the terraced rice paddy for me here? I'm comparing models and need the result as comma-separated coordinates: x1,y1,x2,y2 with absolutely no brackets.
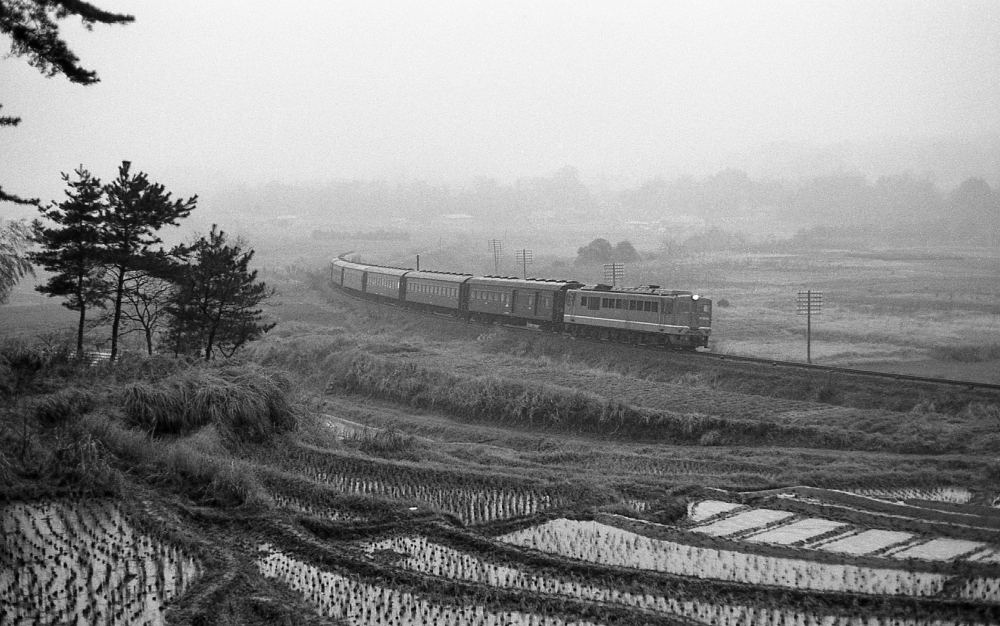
689,508,796,537
846,487,973,504
0,500,202,626
499,518,954,598
257,547,603,626
357,534,993,626
686,498,1000,565
744,518,847,545
286,449,559,524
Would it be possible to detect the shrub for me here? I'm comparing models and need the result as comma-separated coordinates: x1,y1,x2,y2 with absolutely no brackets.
33,388,97,426
117,364,297,442
77,411,263,505
717,298,730,308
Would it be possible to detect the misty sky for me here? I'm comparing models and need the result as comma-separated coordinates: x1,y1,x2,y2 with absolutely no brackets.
3,1,999,206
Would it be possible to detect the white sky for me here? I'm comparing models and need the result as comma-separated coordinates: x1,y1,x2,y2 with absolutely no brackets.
2,0,999,204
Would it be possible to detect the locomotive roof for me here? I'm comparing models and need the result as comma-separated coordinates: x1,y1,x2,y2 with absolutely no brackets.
468,276,583,290
572,284,694,296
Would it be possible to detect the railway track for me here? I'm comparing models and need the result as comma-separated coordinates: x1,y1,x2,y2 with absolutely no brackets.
333,286,1000,393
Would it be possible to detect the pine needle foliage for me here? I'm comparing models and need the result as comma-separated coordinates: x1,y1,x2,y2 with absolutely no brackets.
0,218,35,303
167,225,275,360
1,0,134,205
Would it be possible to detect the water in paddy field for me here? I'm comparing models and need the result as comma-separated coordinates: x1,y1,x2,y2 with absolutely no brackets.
257,547,604,626
0,500,202,626
252,487,1000,625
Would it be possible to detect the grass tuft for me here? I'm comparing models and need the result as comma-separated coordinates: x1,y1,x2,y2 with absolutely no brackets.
32,387,97,426
343,428,418,457
117,364,297,442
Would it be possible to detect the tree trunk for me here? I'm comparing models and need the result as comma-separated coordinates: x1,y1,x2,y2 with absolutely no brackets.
77,304,86,357
75,272,86,357
110,265,126,362
145,326,153,356
204,310,221,361
205,325,216,361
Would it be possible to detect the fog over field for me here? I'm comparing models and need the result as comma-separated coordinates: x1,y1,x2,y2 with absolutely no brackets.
7,5,1000,625
3,1,999,233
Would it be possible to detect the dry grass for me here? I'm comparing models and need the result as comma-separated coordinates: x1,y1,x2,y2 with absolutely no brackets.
320,350,989,454
117,364,297,442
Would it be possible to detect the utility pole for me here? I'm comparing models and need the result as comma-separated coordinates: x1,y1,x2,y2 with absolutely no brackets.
796,290,823,363
487,239,503,274
603,263,625,286
515,249,533,279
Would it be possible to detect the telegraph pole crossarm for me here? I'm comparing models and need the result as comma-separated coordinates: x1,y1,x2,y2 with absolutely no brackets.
796,290,823,363
515,249,533,279
487,239,503,274
603,263,625,286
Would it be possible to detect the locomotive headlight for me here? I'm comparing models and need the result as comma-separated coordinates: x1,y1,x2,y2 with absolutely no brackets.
692,295,699,300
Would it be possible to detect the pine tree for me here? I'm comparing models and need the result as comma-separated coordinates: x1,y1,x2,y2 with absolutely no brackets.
1,0,134,205
102,161,197,361
167,226,275,361
30,166,109,354
0,218,36,303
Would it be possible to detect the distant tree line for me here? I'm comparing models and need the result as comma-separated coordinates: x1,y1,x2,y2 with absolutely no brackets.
620,170,999,233
214,166,999,242
575,239,642,265
27,162,273,361
310,228,410,241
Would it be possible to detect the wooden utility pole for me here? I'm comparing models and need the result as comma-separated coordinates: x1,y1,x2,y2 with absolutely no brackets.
796,290,823,363
515,249,533,279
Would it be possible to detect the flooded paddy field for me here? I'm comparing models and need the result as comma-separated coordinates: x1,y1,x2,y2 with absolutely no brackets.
0,500,202,626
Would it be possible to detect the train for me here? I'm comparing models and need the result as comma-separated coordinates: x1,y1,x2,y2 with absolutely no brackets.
330,255,712,348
